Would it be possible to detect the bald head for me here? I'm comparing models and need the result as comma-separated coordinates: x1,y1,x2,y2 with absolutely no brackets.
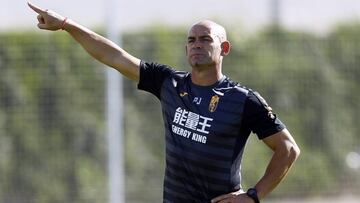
188,20,227,42
185,19,231,72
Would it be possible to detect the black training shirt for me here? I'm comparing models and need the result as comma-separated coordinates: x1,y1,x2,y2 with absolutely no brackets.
138,61,285,203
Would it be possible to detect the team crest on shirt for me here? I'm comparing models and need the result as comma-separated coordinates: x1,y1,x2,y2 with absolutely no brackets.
209,95,220,112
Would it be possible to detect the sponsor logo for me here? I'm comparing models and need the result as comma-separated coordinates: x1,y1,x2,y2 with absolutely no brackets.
172,107,213,144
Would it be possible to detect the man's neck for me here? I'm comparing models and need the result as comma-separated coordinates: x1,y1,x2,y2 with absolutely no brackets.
190,67,223,86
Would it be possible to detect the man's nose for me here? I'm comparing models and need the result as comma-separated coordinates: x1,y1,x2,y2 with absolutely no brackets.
192,40,203,49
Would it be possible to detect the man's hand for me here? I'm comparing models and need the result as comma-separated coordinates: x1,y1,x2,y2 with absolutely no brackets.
211,190,255,203
27,1,141,81
27,1,65,31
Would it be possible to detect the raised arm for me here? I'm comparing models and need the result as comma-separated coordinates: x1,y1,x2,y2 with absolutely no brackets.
27,1,141,82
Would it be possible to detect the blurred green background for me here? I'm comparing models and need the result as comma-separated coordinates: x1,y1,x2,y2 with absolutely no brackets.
1,0,360,202
0,22,359,202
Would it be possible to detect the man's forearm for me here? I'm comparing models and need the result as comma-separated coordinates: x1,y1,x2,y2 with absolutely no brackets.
62,19,140,80
254,130,301,200
64,19,118,62
255,145,299,199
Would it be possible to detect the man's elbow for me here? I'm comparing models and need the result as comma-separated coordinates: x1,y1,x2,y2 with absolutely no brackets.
289,143,301,163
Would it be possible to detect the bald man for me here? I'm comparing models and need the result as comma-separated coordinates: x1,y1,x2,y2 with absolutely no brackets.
28,2,300,203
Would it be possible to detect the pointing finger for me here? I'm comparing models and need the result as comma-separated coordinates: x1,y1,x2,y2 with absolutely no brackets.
37,15,45,24
27,1,47,14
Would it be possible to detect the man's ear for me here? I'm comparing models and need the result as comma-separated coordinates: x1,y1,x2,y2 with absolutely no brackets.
221,41,231,56
185,45,188,56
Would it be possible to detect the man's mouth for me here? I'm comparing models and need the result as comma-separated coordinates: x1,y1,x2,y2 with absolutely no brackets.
191,53,204,58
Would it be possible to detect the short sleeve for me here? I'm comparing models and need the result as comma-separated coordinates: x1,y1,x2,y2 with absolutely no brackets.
241,91,285,139
137,61,174,99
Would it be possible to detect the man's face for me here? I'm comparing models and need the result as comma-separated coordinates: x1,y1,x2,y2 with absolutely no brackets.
186,24,223,69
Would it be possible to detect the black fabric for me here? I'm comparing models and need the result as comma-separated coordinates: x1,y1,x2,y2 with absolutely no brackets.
137,60,285,202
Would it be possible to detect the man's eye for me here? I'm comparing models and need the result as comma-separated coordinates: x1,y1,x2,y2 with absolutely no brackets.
202,38,212,42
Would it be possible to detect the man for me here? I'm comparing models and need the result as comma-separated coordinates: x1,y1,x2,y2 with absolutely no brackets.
28,2,300,203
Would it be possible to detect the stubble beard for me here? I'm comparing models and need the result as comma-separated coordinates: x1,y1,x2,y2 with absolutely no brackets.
191,61,216,72
192,56,215,67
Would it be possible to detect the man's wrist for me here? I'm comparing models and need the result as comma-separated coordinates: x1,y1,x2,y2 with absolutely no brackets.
246,188,260,203
60,17,69,30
